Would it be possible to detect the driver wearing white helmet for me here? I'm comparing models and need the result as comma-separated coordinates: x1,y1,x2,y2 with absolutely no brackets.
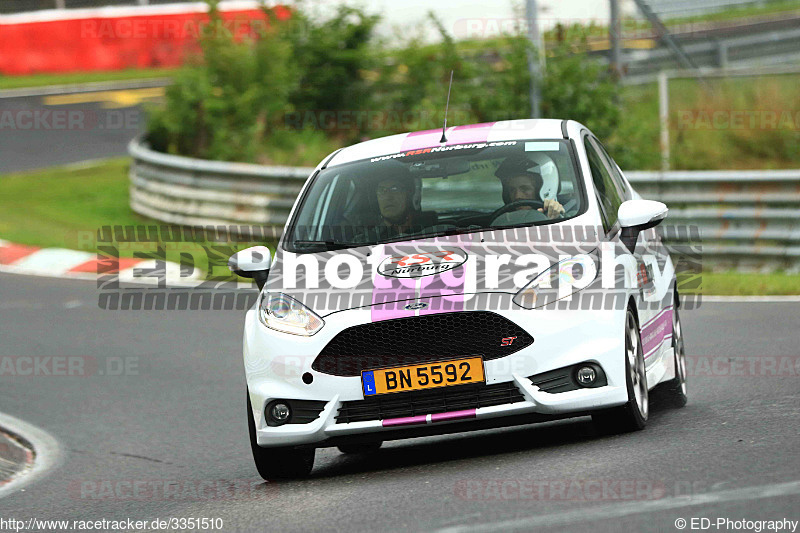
495,155,565,219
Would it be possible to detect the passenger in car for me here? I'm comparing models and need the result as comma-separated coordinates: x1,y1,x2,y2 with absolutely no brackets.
374,177,437,234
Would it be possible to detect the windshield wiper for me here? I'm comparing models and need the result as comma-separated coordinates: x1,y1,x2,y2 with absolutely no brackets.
381,226,485,244
291,240,370,251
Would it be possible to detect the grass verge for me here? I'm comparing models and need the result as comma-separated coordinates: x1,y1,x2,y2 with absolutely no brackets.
0,158,271,277
680,271,800,296
0,68,177,91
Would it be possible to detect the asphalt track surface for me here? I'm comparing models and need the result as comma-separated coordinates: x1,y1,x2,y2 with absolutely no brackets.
0,90,153,174
0,272,798,532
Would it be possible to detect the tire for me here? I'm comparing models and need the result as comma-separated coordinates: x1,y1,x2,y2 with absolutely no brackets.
593,306,648,434
661,293,688,408
247,390,315,481
337,441,383,454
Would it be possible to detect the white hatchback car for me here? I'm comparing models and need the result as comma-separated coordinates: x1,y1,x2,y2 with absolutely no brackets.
229,119,688,480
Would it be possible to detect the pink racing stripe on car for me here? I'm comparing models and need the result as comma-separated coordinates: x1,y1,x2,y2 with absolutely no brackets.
418,237,472,316
370,301,409,322
399,122,496,151
640,305,673,328
400,128,443,151
370,268,416,322
430,409,476,423
445,122,495,145
418,266,467,315
382,414,428,427
641,308,673,358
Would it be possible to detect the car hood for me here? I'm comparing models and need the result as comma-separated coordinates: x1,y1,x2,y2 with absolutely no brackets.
266,225,601,318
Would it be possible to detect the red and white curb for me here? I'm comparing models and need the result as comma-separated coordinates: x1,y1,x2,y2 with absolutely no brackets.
0,239,202,286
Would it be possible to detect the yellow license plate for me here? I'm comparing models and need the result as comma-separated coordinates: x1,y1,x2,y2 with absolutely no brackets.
362,357,485,396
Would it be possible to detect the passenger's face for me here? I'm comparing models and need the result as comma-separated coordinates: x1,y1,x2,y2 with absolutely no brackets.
377,179,410,221
507,175,537,203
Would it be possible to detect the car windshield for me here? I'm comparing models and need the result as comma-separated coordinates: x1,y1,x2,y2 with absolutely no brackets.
284,139,585,252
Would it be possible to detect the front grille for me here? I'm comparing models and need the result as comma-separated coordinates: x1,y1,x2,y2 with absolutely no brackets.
313,311,534,377
336,381,525,424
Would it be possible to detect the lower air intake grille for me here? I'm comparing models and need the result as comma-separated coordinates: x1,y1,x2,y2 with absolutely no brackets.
313,311,534,377
286,400,327,424
336,381,525,424
529,368,577,393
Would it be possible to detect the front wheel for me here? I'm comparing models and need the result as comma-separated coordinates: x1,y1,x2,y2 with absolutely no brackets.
593,307,648,434
247,391,315,480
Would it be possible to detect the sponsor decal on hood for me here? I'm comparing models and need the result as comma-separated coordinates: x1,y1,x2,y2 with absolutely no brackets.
265,225,614,317
377,248,468,279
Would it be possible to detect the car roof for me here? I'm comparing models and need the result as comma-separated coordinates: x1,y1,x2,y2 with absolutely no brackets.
326,119,569,167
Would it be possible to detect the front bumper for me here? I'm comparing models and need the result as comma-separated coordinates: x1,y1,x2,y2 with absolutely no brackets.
244,303,629,448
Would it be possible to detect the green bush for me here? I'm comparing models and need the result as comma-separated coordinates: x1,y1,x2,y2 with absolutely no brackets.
542,41,620,141
147,1,298,162
287,5,380,118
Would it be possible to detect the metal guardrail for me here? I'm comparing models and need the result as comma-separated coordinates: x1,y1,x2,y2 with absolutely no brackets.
626,170,800,270
129,138,800,269
128,138,312,228
621,24,800,81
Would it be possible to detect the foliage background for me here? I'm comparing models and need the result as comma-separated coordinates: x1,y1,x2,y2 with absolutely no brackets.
146,1,800,171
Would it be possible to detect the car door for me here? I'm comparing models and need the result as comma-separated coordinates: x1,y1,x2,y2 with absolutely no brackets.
590,137,674,369
582,135,663,364
593,137,673,301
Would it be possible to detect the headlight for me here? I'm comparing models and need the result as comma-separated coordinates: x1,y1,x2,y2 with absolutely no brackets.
513,253,598,309
258,292,324,336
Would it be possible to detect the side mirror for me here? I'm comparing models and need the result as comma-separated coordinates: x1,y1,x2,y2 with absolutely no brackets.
618,200,668,253
228,246,272,290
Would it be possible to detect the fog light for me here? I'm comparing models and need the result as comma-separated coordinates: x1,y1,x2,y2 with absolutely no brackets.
268,402,291,425
576,366,597,386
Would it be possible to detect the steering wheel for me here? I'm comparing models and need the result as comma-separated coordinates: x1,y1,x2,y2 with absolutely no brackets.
489,200,545,223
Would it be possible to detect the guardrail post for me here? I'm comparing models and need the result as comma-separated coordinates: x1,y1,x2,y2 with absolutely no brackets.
658,71,670,172
716,40,729,69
